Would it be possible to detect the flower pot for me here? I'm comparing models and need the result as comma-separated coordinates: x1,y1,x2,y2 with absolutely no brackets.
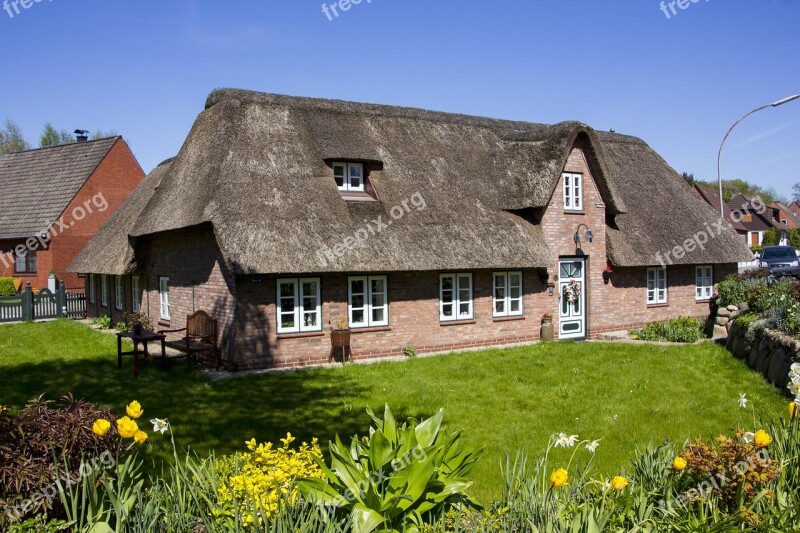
540,317,554,341
331,329,351,347
132,323,143,336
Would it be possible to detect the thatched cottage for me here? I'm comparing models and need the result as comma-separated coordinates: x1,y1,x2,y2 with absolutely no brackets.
70,90,753,369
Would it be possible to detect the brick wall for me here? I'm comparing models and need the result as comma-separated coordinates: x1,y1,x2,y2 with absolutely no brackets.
232,269,547,370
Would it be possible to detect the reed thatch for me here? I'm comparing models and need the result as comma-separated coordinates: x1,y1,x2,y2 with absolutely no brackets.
70,90,751,276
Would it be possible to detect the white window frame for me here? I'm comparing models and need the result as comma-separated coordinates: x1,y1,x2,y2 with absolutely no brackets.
115,276,124,310
276,278,322,334
493,271,523,317
440,273,473,322
131,276,140,313
333,162,365,193
100,275,109,307
348,275,389,328
695,266,713,301
647,267,668,305
563,172,583,211
159,276,170,321
88,274,96,304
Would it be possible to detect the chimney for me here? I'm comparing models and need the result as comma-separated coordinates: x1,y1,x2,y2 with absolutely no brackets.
74,129,89,143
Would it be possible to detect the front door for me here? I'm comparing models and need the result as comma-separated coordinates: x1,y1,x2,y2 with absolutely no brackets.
558,258,586,339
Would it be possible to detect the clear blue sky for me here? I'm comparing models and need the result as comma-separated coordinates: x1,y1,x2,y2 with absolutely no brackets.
1,1,798,198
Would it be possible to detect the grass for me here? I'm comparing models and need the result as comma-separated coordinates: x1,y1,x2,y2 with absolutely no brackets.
0,319,790,503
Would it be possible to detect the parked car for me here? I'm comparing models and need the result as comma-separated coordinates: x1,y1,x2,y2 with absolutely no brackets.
758,246,800,279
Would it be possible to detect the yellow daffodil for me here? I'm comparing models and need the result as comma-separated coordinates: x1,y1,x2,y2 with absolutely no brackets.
125,401,144,419
117,416,139,439
280,432,295,448
611,476,628,491
754,429,772,448
133,430,148,445
550,468,569,489
673,456,687,471
790,402,798,419
92,418,111,437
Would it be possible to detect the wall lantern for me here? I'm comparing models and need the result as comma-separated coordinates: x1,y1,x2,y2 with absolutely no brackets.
548,282,555,297
573,224,593,246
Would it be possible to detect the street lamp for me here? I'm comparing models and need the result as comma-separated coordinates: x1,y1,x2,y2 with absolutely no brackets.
717,94,800,219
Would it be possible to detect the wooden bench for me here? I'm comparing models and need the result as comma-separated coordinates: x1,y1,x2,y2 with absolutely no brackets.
159,310,220,370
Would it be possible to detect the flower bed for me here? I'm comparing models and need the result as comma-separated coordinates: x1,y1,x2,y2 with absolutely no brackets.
2,399,800,532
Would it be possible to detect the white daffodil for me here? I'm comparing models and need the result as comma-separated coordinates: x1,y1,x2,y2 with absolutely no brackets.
789,381,800,397
151,418,170,434
554,433,579,448
738,393,749,409
586,439,601,453
743,432,755,444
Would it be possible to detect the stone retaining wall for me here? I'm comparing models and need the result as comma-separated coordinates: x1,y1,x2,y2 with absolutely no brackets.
725,308,799,394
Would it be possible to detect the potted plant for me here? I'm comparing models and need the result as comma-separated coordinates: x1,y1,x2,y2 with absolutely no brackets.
331,317,351,348
541,313,554,341
125,312,152,336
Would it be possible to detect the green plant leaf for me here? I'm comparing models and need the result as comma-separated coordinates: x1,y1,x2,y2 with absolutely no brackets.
414,408,444,448
351,503,386,533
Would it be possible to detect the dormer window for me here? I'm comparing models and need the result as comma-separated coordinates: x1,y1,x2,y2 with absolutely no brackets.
563,172,583,211
333,162,364,193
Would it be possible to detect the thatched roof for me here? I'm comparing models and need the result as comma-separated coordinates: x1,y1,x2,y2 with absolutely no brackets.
0,137,119,239
69,158,171,275
70,90,752,276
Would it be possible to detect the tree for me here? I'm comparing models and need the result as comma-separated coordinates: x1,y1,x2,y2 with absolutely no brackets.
793,182,800,203
0,118,30,156
39,122,75,147
91,130,119,140
681,172,695,184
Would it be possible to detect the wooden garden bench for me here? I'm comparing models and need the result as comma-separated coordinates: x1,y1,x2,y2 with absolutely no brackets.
159,310,220,370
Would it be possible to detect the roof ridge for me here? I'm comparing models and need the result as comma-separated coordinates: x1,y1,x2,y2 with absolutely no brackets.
2,136,120,157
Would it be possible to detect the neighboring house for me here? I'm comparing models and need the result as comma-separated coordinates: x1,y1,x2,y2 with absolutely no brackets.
70,90,752,370
693,183,748,240
0,136,145,290
789,201,800,220
771,201,799,229
729,193,787,247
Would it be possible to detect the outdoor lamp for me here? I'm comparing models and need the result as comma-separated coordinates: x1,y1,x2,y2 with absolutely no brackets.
574,224,593,245
717,94,800,219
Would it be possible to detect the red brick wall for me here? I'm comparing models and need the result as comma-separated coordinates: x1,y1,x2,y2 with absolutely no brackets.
1,139,145,290
232,270,547,370
84,226,237,354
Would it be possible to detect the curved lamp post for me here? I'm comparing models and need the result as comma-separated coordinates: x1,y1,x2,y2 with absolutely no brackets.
717,94,800,219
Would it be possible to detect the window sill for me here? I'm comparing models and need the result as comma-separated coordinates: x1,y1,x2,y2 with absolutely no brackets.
493,315,526,322
14,273,37,277
277,331,325,339
350,326,392,334
440,319,477,327
695,299,712,303
157,320,171,327
340,193,379,202
647,303,669,308
563,210,586,215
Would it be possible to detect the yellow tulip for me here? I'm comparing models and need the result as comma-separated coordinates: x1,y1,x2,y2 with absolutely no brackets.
133,430,148,445
611,476,628,491
92,419,111,437
117,416,139,439
790,402,798,419
754,429,772,448
126,401,144,419
673,457,687,471
550,468,569,489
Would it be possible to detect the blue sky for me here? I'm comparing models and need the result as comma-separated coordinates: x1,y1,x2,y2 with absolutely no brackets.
1,1,798,198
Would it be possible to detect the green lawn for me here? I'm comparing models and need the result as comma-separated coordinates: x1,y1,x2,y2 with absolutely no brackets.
0,319,789,503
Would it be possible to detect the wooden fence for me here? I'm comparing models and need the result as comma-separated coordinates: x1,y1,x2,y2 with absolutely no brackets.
0,282,86,324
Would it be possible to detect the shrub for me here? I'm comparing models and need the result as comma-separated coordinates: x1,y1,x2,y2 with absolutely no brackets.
631,316,704,343
749,279,796,315
404,345,417,358
215,434,325,526
0,277,16,296
717,275,748,307
91,315,112,329
0,396,123,527
762,227,782,247
298,405,483,533
115,322,127,333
